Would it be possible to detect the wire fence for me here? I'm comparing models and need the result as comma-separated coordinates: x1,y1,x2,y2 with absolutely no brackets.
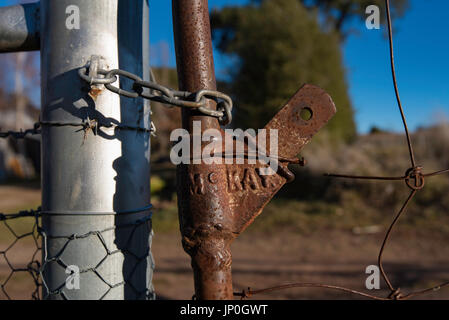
0,209,41,300
0,206,155,300
234,0,449,300
0,36,234,300
1,0,448,301
39,211,155,300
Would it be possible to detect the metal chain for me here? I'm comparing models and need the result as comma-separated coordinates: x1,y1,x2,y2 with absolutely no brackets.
78,66,233,126
235,0,449,300
2,63,233,139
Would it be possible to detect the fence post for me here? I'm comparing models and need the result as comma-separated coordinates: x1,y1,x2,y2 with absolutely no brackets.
0,2,40,53
40,0,153,299
172,0,337,300
172,0,236,300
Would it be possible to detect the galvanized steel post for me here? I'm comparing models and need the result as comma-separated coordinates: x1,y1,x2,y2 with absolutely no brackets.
0,2,40,53
40,0,153,299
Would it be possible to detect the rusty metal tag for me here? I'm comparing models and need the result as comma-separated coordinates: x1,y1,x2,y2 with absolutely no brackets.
228,84,336,233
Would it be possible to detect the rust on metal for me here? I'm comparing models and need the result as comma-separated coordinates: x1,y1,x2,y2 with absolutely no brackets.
88,87,103,100
172,0,336,300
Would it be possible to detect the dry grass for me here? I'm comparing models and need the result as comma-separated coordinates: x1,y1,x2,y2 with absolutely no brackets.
2,124,449,299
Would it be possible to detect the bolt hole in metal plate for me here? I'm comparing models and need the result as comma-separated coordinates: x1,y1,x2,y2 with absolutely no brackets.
300,107,313,121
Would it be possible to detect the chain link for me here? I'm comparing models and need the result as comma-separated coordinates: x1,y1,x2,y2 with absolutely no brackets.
78,65,233,126
1,62,231,139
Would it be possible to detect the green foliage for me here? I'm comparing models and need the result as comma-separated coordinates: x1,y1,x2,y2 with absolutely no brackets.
212,0,357,142
251,0,409,39
150,175,166,195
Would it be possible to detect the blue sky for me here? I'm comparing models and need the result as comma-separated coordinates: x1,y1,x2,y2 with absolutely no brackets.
1,0,448,133
342,0,449,133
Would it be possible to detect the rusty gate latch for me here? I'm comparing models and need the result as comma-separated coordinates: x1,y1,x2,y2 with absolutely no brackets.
173,0,336,300
177,84,336,299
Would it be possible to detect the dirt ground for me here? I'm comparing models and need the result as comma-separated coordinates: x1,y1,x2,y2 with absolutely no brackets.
1,184,449,300
153,230,449,300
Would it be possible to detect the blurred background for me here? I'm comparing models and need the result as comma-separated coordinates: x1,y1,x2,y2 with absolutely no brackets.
1,0,449,299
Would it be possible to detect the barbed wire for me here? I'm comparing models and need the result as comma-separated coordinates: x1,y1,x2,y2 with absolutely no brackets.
0,118,155,141
0,123,41,139
235,0,449,300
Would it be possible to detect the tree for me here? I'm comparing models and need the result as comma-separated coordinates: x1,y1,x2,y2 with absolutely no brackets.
150,67,181,162
251,0,409,41
211,0,357,142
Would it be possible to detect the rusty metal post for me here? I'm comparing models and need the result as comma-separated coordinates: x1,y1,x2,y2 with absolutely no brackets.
173,0,234,300
172,0,337,300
